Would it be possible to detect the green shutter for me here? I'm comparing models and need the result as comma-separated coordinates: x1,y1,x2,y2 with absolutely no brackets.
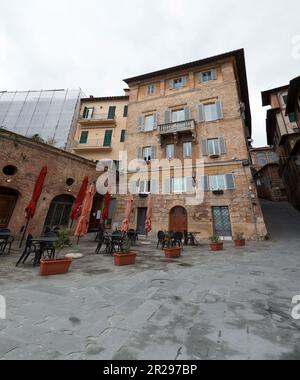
120,130,126,143
283,95,288,105
288,112,296,123
104,130,113,147
123,105,128,117
108,106,116,119
79,131,89,144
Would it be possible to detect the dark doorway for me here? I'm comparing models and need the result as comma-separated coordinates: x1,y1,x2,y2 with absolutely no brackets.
89,193,103,231
137,207,147,234
44,194,75,231
169,206,188,233
212,206,232,238
0,187,19,228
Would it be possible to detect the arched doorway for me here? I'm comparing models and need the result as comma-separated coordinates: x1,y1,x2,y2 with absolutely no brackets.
169,206,188,233
0,187,19,228
44,194,75,231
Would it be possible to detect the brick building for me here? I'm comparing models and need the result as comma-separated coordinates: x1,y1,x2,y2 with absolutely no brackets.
0,130,99,238
262,77,300,210
112,49,267,240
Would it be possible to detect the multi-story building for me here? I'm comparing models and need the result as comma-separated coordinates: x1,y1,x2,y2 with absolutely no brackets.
250,147,286,202
114,49,267,240
0,89,83,149
262,77,300,209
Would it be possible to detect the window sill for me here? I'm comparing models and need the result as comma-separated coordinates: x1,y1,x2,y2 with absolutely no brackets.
209,154,220,159
212,190,224,195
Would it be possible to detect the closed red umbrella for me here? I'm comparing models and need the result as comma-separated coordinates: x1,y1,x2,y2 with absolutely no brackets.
70,176,89,222
145,196,152,234
19,166,48,247
101,191,111,221
75,184,96,243
121,195,133,233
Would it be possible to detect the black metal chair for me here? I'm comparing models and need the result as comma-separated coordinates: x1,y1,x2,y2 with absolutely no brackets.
157,231,166,249
0,229,14,256
184,232,199,246
16,234,38,266
111,231,123,253
40,232,57,260
173,232,183,248
127,229,138,245
95,229,105,254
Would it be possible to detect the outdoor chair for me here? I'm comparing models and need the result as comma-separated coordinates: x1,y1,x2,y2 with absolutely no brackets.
173,232,184,248
111,231,123,253
127,229,138,244
16,234,38,266
184,232,199,246
40,232,57,259
0,229,14,256
157,231,166,249
95,229,105,254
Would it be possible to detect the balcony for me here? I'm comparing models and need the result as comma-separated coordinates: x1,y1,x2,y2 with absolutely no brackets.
72,139,112,151
78,113,116,127
158,119,197,145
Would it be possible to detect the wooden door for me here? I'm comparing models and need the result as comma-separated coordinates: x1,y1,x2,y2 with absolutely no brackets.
137,207,147,234
0,195,18,228
169,207,188,233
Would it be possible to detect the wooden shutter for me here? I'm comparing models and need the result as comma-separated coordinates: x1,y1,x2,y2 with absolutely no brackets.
198,73,204,82
163,178,171,194
82,107,88,118
151,146,157,160
138,115,144,132
219,137,226,154
211,69,217,80
182,76,187,86
184,107,191,120
79,131,89,144
198,104,205,122
153,113,159,130
201,139,208,156
137,147,143,159
103,130,113,147
120,130,126,143
108,106,116,119
151,179,158,194
200,176,209,192
186,177,194,193
123,105,128,117
164,110,171,124
225,174,235,190
169,80,174,90
216,100,224,119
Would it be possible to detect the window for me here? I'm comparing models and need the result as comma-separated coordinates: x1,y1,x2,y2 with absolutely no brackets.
2,165,17,176
268,152,278,163
172,177,194,194
139,180,158,194
172,109,185,123
108,106,116,119
199,69,217,82
120,130,126,143
207,139,220,155
183,142,192,158
208,174,235,191
143,147,153,161
82,107,94,119
198,100,223,122
144,114,155,132
103,130,113,147
256,152,267,166
166,144,175,159
169,77,187,90
123,105,128,117
204,103,218,122
79,131,89,144
283,95,288,105
147,84,155,96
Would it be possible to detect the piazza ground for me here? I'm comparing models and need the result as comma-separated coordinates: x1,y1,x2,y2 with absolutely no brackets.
0,201,299,360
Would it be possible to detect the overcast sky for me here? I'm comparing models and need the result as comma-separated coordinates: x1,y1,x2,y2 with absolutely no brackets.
0,0,299,146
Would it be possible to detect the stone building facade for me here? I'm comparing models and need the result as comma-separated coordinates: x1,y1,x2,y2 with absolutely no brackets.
113,49,267,240
262,77,300,210
0,130,99,238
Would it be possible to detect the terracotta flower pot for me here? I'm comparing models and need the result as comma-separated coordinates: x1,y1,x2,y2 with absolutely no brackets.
234,239,246,247
164,247,182,258
210,242,224,251
114,252,137,266
40,258,72,276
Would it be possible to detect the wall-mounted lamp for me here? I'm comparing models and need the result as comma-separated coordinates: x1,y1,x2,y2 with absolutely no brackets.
5,178,12,183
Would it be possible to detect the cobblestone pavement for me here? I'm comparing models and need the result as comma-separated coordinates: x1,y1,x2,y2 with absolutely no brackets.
0,225,300,360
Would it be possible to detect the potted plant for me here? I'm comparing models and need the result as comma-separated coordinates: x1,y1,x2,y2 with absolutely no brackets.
234,232,246,247
40,229,72,276
209,235,224,251
163,233,182,258
114,236,137,266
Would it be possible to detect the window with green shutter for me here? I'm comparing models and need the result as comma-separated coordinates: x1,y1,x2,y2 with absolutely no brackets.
123,105,128,117
79,131,89,144
108,106,116,119
288,112,296,123
104,130,113,147
120,130,126,143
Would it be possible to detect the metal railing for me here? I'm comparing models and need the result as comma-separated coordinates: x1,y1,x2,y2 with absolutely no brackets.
158,119,196,135
72,139,111,149
79,113,115,121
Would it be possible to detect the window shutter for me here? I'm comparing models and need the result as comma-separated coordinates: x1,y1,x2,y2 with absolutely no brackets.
182,76,187,86
140,180,145,194
186,177,194,193
164,110,171,124
288,112,296,123
137,147,143,159
151,179,158,194
211,69,217,80
163,178,171,194
219,137,226,154
138,115,144,132
201,139,208,156
153,113,159,130
184,107,191,120
80,131,89,144
103,130,113,147
83,107,87,118
151,146,157,159
123,105,128,117
200,176,209,192
198,104,205,122
225,174,235,190
169,80,174,90
216,100,224,119
108,106,116,119
198,73,204,82
120,130,126,143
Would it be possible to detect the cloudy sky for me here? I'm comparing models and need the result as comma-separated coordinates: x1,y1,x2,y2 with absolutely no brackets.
0,0,299,146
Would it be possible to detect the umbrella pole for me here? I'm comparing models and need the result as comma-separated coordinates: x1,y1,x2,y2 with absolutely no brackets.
70,219,74,228
77,236,80,245
19,218,30,248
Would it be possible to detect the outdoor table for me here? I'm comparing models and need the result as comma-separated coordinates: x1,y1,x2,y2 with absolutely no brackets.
32,237,58,266
0,232,13,255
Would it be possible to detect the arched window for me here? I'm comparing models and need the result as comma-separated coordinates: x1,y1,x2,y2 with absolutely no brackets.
44,195,75,231
0,187,19,228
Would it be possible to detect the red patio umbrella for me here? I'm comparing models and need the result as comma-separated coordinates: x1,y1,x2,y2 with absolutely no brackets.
145,196,152,234
19,166,48,247
70,176,89,225
101,191,111,222
121,195,133,233
74,184,96,244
